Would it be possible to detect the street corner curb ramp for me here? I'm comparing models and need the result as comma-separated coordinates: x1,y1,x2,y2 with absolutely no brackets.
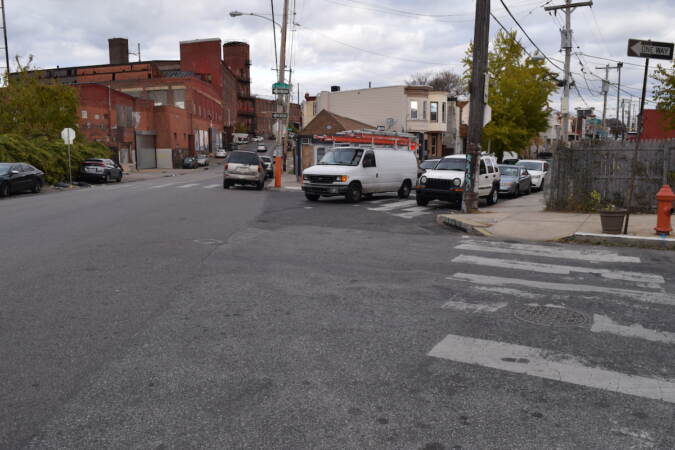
436,214,493,237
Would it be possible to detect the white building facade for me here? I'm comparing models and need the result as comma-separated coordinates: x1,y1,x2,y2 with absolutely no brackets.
303,85,449,160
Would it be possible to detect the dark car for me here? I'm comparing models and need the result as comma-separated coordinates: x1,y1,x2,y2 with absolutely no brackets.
182,156,199,169
0,162,45,198
498,164,531,197
80,158,123,183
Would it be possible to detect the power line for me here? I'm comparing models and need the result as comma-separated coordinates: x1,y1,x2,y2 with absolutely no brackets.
498,0,564,72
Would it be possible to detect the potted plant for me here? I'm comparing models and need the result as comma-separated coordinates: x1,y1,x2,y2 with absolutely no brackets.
590,191,626,234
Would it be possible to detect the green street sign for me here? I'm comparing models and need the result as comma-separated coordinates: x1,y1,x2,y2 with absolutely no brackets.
272,82,291,95
272,82,290,89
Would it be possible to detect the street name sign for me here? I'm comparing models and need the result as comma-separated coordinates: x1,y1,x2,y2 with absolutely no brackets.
272,112,288,119
272,82,290,95
627,39,674,60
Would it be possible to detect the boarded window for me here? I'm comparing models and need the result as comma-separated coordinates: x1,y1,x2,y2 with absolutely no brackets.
173,89,185,109
148,90,169,106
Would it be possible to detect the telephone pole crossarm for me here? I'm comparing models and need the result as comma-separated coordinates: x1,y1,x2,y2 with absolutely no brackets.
544,1,593,11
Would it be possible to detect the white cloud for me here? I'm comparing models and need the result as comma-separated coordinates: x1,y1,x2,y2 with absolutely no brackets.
4,0,673,116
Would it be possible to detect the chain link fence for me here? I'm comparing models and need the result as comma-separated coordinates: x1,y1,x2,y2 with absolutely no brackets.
547,139,675,213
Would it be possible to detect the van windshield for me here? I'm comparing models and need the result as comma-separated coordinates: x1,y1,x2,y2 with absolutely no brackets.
435,158,466,171
318,149,364,166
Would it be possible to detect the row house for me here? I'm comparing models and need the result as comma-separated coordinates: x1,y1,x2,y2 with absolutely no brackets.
302,85,448,161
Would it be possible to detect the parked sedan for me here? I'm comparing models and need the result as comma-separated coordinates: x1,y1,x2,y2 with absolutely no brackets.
182,156,200,169
516,159,549,191
0,162,45,197
256,144,267,153
498,165,531,197
80,158,123,183
215,148,227,158
196,154,209,166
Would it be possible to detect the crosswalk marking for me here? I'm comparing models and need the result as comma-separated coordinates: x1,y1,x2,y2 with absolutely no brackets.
452,254,663,286
176,183,199,188
367,199,417,212
391,208,430,219
455,240,641,264
591,314,675,344
150,182,179,189
442,300,508,313
428,334,675,404
203,184,220,189
448,273,675,305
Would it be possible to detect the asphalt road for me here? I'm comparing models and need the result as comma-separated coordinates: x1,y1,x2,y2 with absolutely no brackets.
2,168,675,449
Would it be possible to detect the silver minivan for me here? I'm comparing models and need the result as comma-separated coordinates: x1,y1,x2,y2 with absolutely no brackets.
223,151,265,190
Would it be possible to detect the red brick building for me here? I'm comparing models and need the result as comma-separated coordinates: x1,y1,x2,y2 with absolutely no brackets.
253,97,302,138
31,37,255,169
641,109,675,140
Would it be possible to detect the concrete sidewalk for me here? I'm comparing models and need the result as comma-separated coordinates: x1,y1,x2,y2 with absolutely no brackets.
267,172,302,192
123,162,222,183
437,191,672,245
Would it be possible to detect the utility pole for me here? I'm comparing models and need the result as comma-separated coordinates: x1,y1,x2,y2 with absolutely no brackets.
461,0,489,213
1,0,10,85
274,0,289,188
596,64,609,135
545,0,593,146
614,62,623,139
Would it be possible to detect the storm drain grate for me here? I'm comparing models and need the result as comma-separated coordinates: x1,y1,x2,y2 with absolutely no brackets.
514,305,589,328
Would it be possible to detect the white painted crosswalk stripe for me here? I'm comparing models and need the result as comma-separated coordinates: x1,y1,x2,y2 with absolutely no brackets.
150,182,179,189
591,314,675,345
203,184,220,189
455,240,640,264
391,207,431,219
176,183,199,189
442,300,508,313
448,273,675,306
452,254,663,286
429,334,675,404
367,199,417,212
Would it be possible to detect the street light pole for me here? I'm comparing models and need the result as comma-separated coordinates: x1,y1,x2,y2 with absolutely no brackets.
274,0,290,188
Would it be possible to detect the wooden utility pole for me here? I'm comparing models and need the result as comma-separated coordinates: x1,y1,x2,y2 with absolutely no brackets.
545,1,593,146
1,0,9,84
274,0,290,188
462,0,490,213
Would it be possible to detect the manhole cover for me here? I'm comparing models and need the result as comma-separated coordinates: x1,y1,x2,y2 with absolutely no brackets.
514,305,589,327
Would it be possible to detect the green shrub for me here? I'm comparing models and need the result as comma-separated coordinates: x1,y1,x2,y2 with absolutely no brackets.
0,134,112,184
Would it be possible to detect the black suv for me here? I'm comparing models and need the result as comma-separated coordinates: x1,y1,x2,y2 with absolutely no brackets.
79,158,123,183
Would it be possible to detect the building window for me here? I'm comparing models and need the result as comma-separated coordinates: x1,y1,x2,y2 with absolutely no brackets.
81,110,88,119
442,102,446,123
173,89,185,109
430,102,438,122
410,100,418,120
423,101,427,120
148,89,169,106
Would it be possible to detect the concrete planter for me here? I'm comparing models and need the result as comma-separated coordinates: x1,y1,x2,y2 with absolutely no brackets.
599,209,627,234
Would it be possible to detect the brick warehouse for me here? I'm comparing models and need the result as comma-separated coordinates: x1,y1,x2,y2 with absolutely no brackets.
27,37,260,169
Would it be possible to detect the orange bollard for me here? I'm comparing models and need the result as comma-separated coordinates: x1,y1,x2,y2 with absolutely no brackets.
655,185,675,235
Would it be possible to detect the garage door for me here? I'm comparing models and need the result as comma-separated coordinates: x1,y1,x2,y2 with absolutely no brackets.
136,134,156,169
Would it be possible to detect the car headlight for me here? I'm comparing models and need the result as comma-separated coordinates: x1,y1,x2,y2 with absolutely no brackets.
452,178,461,187
302,174,310,180
419,176,427,184
335,175,348,183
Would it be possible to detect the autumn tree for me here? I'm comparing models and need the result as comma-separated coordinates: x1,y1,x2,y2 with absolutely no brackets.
652,64,675,129
0,55,79,139
463,30,558,159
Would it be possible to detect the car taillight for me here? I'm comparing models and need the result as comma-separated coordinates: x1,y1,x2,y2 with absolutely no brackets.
224,163,228,170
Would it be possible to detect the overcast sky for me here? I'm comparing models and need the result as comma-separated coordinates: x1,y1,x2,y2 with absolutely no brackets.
5,0,675,119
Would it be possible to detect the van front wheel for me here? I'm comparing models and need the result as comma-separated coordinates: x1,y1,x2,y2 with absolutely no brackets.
345,182,362,203
397,180,411,199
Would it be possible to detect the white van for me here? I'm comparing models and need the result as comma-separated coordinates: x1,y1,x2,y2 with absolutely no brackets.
302,146,418,202
232,133,249,145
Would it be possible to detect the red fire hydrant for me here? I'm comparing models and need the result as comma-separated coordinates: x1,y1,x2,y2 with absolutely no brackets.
655,185,675,235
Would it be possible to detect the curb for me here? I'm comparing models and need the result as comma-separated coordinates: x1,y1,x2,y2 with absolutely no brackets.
436,214,493,237
569,232,675,250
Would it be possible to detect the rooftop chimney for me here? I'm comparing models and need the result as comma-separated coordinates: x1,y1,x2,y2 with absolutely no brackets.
108,38,129,65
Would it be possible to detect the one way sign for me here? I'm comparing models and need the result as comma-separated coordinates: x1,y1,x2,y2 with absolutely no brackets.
627,39,674,60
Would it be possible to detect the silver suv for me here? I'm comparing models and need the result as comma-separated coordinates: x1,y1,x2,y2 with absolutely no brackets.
223,151,265,190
